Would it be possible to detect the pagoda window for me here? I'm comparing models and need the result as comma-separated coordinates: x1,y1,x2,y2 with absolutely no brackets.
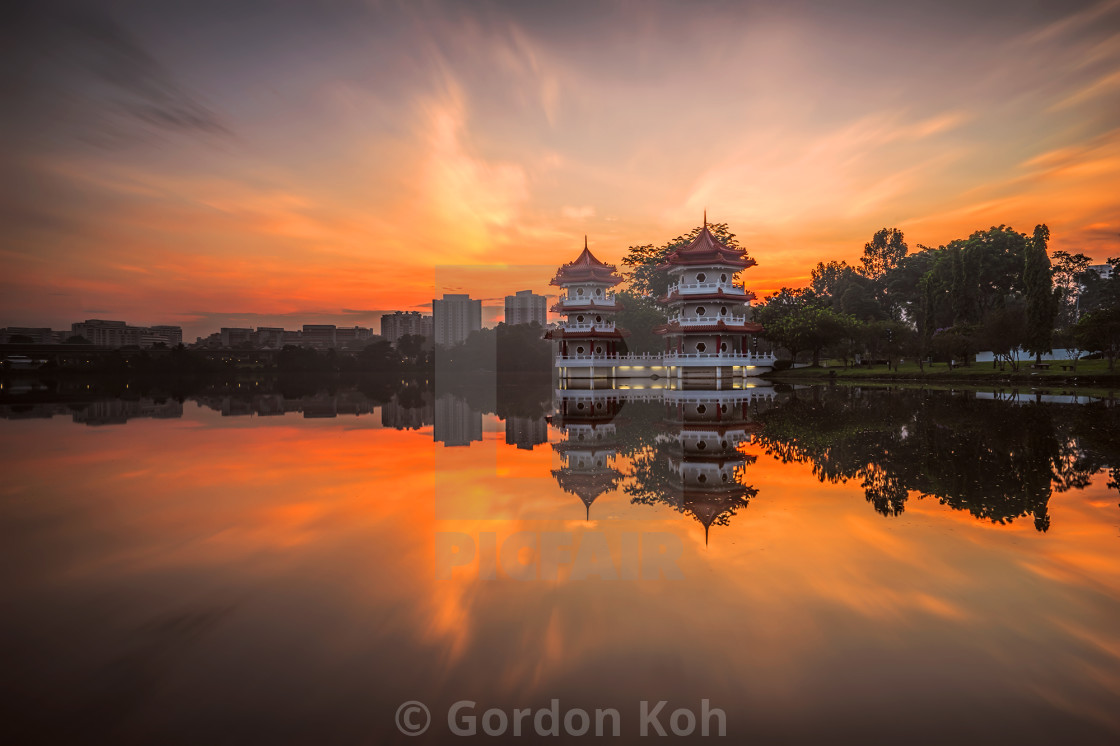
576,345,585,354
595,346,603,354
696,342,706,352
697,404,707,413
577,315,585,323
577,288,584,296
698,473,707,483
697,273,706,283
720,343,728,352
697,440,706,450
721,472,729,482
595,315,602,323
720,306,727,316
576,402,585,410
696,306,706,316
721,439,728,448
720,273,728,283
595,288,602,296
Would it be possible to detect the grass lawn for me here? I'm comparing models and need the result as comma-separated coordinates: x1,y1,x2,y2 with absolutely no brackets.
768,358,1120,383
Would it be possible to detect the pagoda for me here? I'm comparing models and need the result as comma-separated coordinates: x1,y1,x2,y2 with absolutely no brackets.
660,388,764,544
548,390,625,520
654,214,764,380
545,238,629,378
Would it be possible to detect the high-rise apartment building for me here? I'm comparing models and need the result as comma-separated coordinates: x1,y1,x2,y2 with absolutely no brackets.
380,311,434,343
432,294,482,346
504,290,547,326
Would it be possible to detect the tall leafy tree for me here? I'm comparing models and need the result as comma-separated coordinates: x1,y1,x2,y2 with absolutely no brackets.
1051,250,1092,326
1023,224,1057,362
859,228,908,280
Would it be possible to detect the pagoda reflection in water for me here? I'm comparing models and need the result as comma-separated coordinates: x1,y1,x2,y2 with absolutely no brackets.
547,387,626,520
548,380,775,543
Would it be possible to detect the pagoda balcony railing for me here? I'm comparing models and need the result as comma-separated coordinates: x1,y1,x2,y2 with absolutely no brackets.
667,314,749,327
557,293,616,305
556,351,774,364
667,281,746,295
557,353,619,361
663,351,776,362
556,352,661,362
559,320,616,332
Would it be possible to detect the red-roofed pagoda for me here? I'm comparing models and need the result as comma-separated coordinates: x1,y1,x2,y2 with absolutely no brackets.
655,214,764,381
545,237,629,378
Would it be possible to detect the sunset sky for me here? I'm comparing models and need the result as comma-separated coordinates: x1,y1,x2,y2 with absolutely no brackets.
2,0,1119,339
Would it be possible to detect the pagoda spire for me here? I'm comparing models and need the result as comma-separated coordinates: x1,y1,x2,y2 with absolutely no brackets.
584,234,588,250
703,209,707,229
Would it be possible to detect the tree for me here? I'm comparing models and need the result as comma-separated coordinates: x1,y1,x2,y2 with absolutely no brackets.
1023,224,1058,363
765,307,852,366
6,334,34,343
979,303,1028,371
615,290,665,354
1052,326,1083,372
859,228,908,280
1051,250,1092,326
1078,257,1120,315
810,260,850,296
621,222,745,298
1074,307,1120,371
396,333,427,364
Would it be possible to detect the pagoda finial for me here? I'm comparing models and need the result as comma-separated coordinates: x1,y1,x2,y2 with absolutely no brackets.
703,209,707,229
584,234,588,250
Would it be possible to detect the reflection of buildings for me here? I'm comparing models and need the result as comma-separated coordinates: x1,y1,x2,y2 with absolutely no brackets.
504,415,548,450
548,390,625,519
0,399,184,424
72,399,183,426
382,389,435,430
434,394,483,446
192,392,375,418
660,389,761,543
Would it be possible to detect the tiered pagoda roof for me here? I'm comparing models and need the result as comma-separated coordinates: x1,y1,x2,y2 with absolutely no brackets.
550,238,626,286
552,468,624,520
659,287,758,304
657,218,757,270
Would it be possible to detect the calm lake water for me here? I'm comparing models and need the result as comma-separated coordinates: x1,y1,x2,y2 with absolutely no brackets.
2,381,1119,744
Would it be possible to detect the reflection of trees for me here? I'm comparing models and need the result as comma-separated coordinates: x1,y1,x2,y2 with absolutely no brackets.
755,388,1120,531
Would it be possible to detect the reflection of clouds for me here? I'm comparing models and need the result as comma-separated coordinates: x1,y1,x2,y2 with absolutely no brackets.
3,396,1120,738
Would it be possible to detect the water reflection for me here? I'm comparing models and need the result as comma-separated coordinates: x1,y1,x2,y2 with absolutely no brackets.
3,382,1118,532
2,379,1120,743
548,389,625,519
753,386,1120,531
